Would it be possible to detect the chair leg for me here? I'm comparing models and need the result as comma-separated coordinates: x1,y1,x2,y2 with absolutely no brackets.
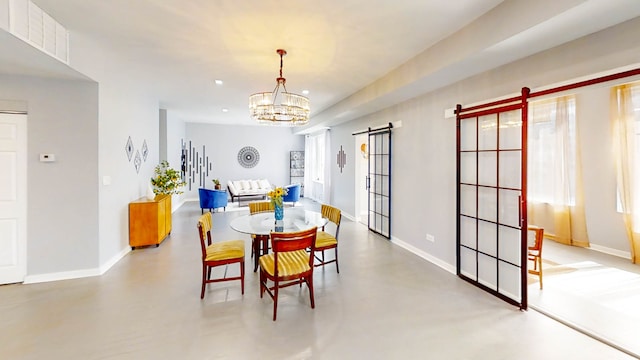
273,280,279,321
335,247,339,273
200,264,207,299
538,257,543,290
240,260,245,295
308,276,315,309
253,237,261,272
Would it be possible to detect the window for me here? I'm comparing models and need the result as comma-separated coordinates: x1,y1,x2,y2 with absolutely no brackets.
528,96,577,206
306,131,326,183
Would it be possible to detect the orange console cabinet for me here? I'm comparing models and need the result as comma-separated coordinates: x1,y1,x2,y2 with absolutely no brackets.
129,194,172,249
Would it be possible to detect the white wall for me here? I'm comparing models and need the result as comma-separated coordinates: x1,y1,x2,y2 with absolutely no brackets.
184,123,304,200
164,109,187,210
0,74,99,277
330,16,640,267
68,33,163,269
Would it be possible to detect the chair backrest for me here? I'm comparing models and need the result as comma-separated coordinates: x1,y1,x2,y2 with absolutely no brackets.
249,201,274,214
527,225,544,252
197,212,213,258
270,227,317,270
321,204,342,238
283,184,301,202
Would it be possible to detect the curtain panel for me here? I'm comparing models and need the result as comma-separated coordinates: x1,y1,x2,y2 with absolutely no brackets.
527,96,589,247
611,84,640,263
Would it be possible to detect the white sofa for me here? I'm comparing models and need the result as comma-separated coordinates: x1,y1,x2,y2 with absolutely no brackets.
227,179,272,203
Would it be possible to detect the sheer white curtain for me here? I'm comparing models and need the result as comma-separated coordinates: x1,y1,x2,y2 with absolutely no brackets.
528,95,589,247
303,129,330,203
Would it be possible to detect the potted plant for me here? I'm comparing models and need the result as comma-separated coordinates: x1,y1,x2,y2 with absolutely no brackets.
212,178,221,190
150,160,186,196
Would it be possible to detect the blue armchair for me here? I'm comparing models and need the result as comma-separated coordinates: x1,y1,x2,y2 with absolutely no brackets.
199,188,228,214
282,183,301,205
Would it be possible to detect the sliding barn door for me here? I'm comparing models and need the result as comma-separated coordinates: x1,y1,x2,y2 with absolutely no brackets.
367,124,392,239
456,91,529,309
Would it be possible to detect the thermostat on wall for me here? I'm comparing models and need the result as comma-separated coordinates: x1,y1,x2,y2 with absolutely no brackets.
39,153,56,162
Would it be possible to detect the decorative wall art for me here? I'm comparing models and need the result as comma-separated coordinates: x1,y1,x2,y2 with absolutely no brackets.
134,150,142,173
141,140,149,162
337,145,346,173
237,146,260,168
182,139,213,191
125,136,134,161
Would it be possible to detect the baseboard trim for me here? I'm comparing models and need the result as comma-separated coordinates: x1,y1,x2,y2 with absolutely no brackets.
99,246,131,275
391,236,456,275
342,212,356,222
588,244,631,260
24,268,101,284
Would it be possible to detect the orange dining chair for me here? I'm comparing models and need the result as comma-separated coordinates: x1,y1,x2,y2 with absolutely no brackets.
248,201,274,272
314,204,342,272
197,212,245,298
527,225,544,289
259,227,317,321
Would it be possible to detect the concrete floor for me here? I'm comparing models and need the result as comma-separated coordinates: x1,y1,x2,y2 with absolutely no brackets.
0,199,635,360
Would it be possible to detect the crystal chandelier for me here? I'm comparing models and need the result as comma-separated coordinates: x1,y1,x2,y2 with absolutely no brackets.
249,49,310,126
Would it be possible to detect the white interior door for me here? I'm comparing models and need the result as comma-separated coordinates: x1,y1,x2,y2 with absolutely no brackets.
0,113,27,284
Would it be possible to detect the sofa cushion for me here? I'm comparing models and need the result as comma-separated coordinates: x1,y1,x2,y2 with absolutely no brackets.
240,180,250,190
227,181,238,194
260,179,271,190
250,180,261,189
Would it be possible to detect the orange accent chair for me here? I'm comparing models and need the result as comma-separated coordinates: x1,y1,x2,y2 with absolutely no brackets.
197,212,245,298
527,225,544,289
259,227,317,321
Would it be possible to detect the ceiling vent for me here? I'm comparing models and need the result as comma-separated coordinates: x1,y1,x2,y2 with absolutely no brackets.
8,0,68,64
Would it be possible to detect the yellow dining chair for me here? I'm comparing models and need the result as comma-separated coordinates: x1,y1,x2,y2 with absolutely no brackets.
527,225,544,289
249,201,274,272
197,212,245,298
315,204,342,272
259,227,317,321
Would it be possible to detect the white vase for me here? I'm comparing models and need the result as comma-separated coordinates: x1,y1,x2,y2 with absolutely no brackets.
146,183,156,200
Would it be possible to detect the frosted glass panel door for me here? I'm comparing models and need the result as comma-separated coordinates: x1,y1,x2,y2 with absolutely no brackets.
457,106,526,309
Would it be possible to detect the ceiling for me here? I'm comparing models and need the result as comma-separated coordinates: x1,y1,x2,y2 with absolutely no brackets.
3,0,640,129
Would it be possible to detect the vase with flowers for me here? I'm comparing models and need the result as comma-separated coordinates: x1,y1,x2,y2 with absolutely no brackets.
268,186,288,222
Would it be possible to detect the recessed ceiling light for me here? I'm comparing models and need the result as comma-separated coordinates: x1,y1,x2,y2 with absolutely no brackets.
222,108,229,112
302,89,309,95
214,79,223,85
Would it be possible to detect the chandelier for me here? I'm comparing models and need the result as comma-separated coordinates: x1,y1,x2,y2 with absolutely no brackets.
249,49,310,126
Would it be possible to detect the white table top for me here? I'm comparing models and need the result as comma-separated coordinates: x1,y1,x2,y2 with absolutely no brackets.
229,208,327,235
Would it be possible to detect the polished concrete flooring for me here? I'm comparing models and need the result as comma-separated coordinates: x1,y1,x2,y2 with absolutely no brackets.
529,240,640,358
1,199,636,359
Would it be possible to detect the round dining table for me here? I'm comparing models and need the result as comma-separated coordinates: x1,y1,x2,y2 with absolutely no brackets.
229,207,328,271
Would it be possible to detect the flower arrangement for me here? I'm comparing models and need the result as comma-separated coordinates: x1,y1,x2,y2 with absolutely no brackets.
268,186,288,208
150,160,186,195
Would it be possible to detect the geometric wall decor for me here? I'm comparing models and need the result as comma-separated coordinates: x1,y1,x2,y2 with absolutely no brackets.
141,140,148,162
237,146,260,168
125,136,134,161
337,145,346,173
182,139,213,191
133,150,142,173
